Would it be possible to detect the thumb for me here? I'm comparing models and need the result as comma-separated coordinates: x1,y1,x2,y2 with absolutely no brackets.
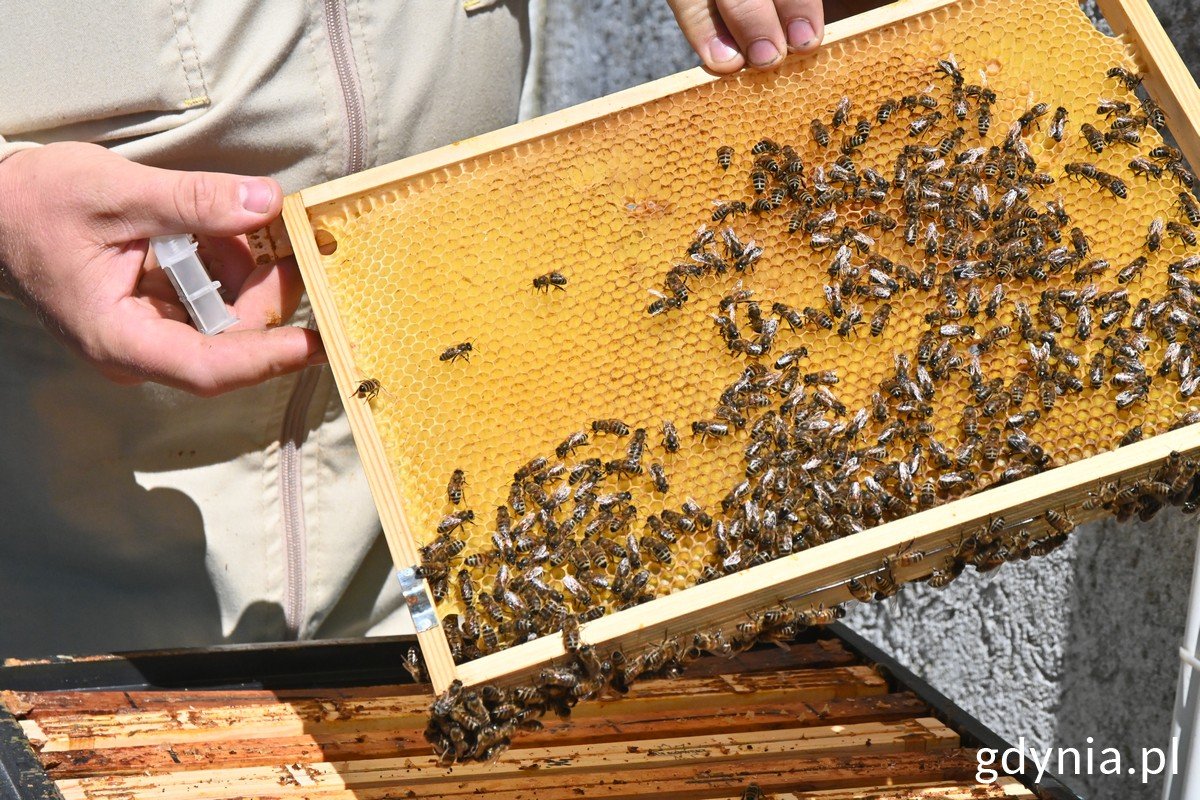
112,161,283,240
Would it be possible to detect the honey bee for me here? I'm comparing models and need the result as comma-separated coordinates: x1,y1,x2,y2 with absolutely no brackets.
1104,128,1141,146
924,222,940,256
909,111,943,136
1067,226,1090,257
1153,145,1184,162
811,119,831,147
977,101,992,137
440,342,473,363
514,456,549,483
1077,305,1093,341
1006,408,1042,429
638,536,671,566
832,96,852,128
1169,161,1196,189
447,469,466,505
1080,123,1105,153
649,462,669,494
647,289,685,316
1045,508,1076,533
716,145,734,170
749,168,768,194
592,418,631,436
549,431,586,460
1146,217,1165,252
454,569,477,607
711,199,748,223
1073,258,1109,283
975,324,1012,353
874,565,901,596
1117,256,1148,284
442,617,466,663
1099,173,1128,198
846,118,871,150
1097,98,1132,117
936,54,963,82
802,604,845,625
804,306,835,330
1012,102,1047,134
437,509,475,535
402,646,425,682
846,575,875,603
901,92,938,110
1168,221,1198,245
532,271,568,291
623,426,647,462
1182,192,1200,226
934,126,964,158
349,378,382,401
1032,376,1059,412
824,281,846,317
837,306,864,338
692,420,731,440
961,406,980,438
1107,66,1143,91
870,304,892,337
939,323,975,338
1116,382,1150,409
752,138,781,155
877,98,899,123
1048,106,1068,142
858,211,896,234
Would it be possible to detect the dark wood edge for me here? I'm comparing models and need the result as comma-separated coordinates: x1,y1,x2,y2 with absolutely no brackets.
829,622,1085,800
0,704,61,800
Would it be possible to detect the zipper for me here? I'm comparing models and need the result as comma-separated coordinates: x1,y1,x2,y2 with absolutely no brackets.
277,0,370,640
323,0,369,175
280,366,324,639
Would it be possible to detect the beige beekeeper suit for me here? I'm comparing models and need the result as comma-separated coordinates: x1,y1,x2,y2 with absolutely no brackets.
0,1,533,658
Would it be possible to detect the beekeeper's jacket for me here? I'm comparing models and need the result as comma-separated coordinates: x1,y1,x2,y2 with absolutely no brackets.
0,0,532,657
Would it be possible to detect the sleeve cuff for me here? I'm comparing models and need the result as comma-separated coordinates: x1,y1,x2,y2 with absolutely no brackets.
0,140,40,165
0,140,40,300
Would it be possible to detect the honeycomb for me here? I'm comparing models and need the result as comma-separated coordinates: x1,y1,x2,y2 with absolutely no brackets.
306,0,1199,663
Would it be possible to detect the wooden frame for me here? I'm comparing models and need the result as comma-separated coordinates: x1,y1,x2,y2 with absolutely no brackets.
3,632,1059,799
272,0,1200,694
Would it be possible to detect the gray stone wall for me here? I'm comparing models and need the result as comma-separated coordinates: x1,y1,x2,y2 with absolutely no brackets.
536,3,1200,798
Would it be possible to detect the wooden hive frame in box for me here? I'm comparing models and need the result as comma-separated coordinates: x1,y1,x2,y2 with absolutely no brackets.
253,0,1200,694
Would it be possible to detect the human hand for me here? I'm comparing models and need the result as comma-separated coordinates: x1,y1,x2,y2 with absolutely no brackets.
0,142,324,396
666,0,825,73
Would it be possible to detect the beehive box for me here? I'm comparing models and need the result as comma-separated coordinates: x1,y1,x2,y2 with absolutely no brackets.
0,632,1058,799
260,0,1200,697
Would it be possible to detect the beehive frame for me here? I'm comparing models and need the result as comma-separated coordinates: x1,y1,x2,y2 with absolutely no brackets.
265,0,1200,694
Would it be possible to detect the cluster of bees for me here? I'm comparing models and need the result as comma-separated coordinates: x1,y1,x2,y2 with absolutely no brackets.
423,601,847,761
418,56,1200,762
416,416,705,665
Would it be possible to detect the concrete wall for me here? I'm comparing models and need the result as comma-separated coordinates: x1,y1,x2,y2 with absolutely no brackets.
536,3,1200,798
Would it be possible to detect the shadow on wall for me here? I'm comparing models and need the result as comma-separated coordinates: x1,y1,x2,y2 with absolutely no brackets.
1054,512,1196,799
536,0,894,115
842,539,1079,754
537,1,698,115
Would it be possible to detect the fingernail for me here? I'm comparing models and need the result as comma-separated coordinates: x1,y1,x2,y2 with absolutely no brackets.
707,34,740,64
239,179,275,214
747,38,781,67
306,349,328,367
787,18,816,49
